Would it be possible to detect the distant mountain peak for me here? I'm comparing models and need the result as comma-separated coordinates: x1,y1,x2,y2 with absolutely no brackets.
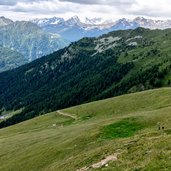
0,16,6,19
0,16,13,27
118,18,127,21
116,18,129,24
65,16,81,25
84,17,105,25
134,16,146,21
71,15,80,20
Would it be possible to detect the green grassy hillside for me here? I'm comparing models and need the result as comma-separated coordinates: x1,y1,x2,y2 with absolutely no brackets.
0,88,171,171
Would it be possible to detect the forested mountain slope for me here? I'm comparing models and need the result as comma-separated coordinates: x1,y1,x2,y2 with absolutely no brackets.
1,28,171,128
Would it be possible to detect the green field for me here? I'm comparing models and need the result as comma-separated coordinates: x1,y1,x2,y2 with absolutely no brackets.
0,88,171,171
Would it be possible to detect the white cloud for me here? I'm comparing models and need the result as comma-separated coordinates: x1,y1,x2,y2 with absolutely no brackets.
0,0,49,5
0,0,171,21
59,0,135,6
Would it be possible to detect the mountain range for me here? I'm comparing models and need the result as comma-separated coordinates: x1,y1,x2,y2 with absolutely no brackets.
31,16,171,42
1,16,171,72
1,27,171,128
0,17,69,72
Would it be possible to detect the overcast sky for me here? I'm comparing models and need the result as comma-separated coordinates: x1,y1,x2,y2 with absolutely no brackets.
0,0,171,21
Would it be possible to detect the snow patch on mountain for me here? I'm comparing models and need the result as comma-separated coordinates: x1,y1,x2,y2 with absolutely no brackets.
93,36,121,55
31,16,171,30
31,17,64,27
128,42,138,46
31,16,171,42
126,35,143,42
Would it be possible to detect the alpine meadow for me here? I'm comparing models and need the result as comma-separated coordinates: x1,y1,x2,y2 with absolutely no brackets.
0,0,171,171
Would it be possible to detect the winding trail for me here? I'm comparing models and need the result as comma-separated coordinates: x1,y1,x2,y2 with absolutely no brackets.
57,110,77,120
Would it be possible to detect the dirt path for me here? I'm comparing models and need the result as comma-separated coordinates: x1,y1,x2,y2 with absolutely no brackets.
91,154,118,169
77,153,119,171
57,110,77,120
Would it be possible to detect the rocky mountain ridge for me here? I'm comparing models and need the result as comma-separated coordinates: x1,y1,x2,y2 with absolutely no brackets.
31,16,171,41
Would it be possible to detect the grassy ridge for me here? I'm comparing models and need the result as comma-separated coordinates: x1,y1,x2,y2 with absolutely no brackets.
0,88,171,171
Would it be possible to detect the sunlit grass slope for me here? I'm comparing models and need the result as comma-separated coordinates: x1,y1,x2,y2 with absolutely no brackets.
0,88,171,171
